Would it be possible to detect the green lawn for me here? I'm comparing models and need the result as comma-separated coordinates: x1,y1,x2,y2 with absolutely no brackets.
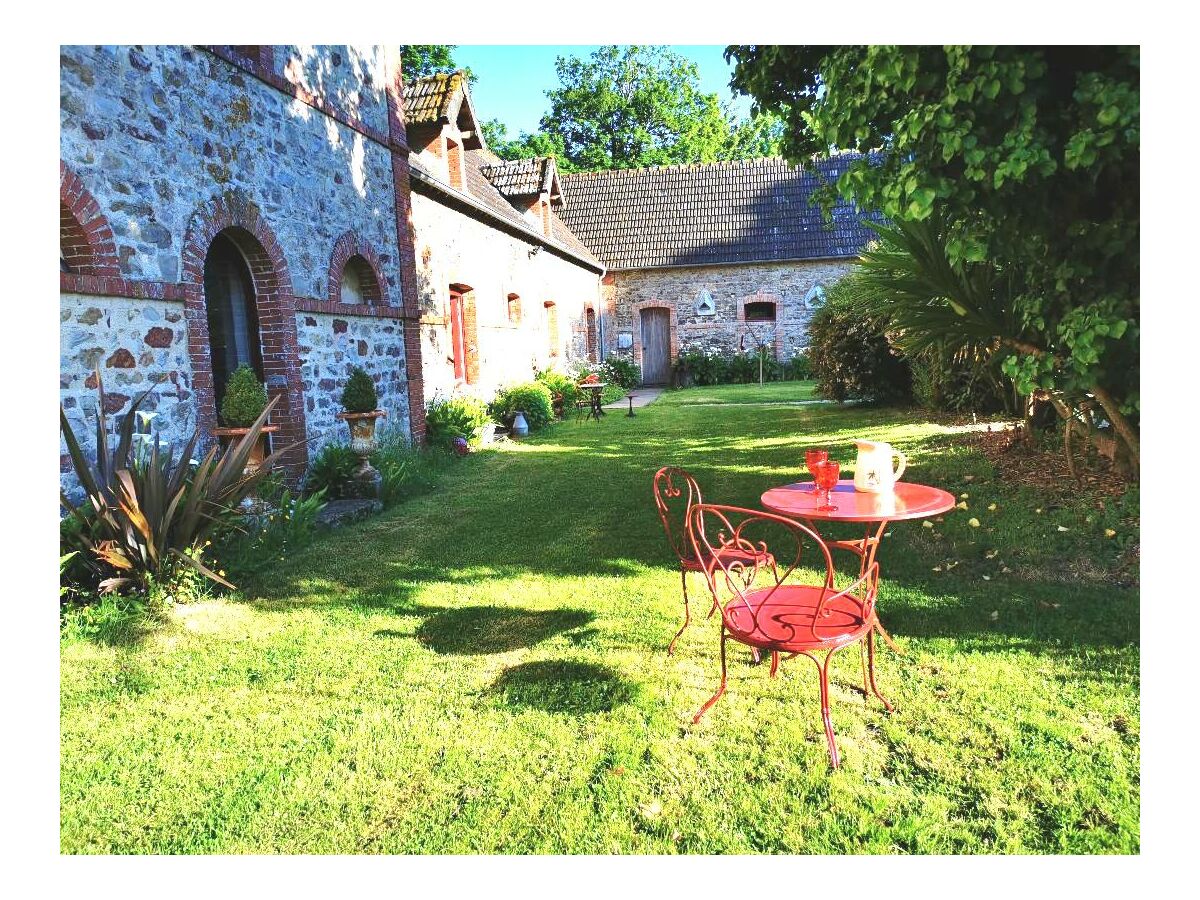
60,382,1139,853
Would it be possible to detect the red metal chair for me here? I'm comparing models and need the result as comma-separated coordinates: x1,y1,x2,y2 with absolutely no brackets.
687,503,891,768
652,467,777,657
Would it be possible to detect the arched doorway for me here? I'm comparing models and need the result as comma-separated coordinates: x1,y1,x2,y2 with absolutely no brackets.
203,232,264,407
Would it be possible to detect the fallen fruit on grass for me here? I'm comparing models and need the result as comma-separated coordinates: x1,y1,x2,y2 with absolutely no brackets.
968,518,980,528
988,503,997,512
1057,525,1069,532
989,611,999,621
922,521,934,529
1105,528,1117,538
956,501,969,511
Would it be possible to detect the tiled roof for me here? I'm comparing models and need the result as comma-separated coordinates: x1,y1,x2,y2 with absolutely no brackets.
557,155,882,270
409,147,602,271
479,157,556,198
402,72,466,124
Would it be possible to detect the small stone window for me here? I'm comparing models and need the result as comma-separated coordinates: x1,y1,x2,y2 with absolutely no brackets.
804,284,827,308
744,301,776,323
339,255,382,305
695,290,716,316
507,293,522,324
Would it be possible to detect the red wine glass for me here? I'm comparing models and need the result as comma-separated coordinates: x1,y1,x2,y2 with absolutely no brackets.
814,459,841,512
804,448,828,493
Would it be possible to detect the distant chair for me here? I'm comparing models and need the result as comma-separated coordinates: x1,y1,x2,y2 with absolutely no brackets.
687,503,891,768
651,467,776,657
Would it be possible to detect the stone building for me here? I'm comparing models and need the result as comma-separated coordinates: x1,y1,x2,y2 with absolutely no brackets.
558,156,878,384
59,49,876,495
60,45,424,486
402,73,605,401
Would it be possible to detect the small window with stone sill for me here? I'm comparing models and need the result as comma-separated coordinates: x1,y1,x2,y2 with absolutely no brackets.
744,301,777,323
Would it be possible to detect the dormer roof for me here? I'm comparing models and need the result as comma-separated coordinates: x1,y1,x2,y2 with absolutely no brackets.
479,157,563,205
402,71,483,149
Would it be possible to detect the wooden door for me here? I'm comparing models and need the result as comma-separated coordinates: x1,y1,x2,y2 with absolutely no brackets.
640,308,671,385
449,290,466,380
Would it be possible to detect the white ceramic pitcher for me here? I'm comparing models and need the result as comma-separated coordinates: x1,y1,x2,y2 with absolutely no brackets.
853,440,907,494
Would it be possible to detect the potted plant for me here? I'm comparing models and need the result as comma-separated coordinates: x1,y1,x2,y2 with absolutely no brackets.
213,365,278,473
336,366,386,496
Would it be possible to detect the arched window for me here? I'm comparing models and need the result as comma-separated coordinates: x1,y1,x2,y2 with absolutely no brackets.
744,301,777,322
340,255,382,304
204,232,263,406
586,307,598,362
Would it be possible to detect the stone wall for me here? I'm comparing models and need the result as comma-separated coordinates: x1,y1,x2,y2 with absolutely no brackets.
297,312,408,453
605,259,854,379
60,294,194,494
60,45,418,489
410,191,603,401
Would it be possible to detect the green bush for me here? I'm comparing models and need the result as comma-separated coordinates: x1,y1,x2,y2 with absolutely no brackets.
211,477,326,579
535,370,581,417
341,366,378,413
490,382,555,431
784,349,813,381
426,395,492,446
372,428,444,506
807,284,912,404
304,443,358,499
219,365,268,428
600,356,641,390
908,349,1011,414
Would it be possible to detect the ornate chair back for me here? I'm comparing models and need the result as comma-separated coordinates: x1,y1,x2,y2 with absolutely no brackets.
652,466,703,566
688,503,879,643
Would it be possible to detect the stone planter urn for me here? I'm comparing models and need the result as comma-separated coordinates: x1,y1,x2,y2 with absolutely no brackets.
336,409,386,498
213,425,280,475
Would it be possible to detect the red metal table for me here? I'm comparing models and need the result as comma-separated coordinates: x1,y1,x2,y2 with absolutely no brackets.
760,479,956,651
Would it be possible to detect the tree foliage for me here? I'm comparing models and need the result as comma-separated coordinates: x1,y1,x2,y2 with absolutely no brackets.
485,46,783,171
400,45,474,84
727,45,1139,465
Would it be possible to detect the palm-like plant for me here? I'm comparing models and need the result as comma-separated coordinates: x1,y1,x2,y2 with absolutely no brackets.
60,371,289,595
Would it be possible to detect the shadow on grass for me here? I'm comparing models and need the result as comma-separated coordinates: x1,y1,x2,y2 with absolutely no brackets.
416,606,593,655
491,660,638,714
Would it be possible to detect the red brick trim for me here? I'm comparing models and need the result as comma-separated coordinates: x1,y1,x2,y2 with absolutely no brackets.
204,46,396,151
386,48,425,444
60,272,187,300
327,231,388,306
631,299,679,372
737,292,784,358
181,189,308,482
296,297,408,319
60,162,120,277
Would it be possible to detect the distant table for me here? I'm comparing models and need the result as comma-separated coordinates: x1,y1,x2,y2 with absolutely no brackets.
760,479,956,651
579,382,608,422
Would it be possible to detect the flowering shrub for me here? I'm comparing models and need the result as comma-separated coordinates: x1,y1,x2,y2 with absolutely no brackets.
490,382,555,431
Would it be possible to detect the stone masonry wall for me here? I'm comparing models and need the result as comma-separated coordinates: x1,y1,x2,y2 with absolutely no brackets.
60,294,194,493
606,259,855,380
297,312,408,453
410,191,603,402
60,45,416,489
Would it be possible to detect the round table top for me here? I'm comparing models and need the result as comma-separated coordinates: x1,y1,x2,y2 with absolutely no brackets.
760,479,957,523
579,382,607,390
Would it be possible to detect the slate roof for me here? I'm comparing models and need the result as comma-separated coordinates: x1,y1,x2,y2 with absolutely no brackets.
557,154,882,270
479,157,559,200
402,72,466,124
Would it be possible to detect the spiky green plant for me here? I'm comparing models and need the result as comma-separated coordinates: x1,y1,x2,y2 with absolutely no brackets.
60,370,289,595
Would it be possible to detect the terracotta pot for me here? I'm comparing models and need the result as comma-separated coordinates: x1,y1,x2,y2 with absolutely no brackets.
213,424,280,475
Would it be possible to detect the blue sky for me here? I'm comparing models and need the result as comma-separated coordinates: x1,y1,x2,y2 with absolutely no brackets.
454,45,754,136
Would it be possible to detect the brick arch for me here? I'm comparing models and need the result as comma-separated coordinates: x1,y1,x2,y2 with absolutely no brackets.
632,299,679,371
738,292,784,358
60,162,120,276
181,190,307,481
327,230,388,306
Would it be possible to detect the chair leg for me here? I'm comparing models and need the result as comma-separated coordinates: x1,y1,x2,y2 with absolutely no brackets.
819,649,842,769
769,650,780,678
859,642,870,700
668,568,691,656
693,628,728,723
866,627,894,713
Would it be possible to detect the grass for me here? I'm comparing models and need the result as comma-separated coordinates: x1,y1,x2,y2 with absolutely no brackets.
60,382,1139,854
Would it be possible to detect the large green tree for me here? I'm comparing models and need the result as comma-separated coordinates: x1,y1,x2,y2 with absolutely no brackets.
726,45,1139,465
487,46,781,171
400,45,474,83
